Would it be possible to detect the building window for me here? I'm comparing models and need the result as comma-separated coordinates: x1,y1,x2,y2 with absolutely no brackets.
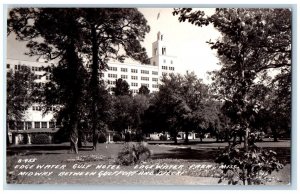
131,76,138,80
141,83,149,88
100,73,104,78
131,69,138,73
171,60,173,64
162,47,166,55
108,80,116,85
169,66,175,71
141,70,149,74
152,84,159,88
141,77,149,81
162,66,168,70
163,59,166,63
32,67,35,71
131,83,138,87
108,66,117,71
15,65,18,69
153,61,156,66
34,122,41,128
152,78,158,82
7,64,10,69
108,74,117,78
26,122,32,129
121,75,128,79
152,71,158,75
121,68,128,72
41,122,47,128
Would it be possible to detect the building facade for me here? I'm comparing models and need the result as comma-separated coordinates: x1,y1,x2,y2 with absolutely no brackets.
6,32,177,143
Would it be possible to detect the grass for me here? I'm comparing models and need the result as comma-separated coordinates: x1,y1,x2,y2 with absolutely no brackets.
6,140,291,185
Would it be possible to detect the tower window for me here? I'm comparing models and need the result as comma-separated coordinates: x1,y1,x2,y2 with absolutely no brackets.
161,35,163,41
162,47,166,55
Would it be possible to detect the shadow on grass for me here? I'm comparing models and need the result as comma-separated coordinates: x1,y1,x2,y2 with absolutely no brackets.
6,145,94,156
151,147,291,163
151,148,219,162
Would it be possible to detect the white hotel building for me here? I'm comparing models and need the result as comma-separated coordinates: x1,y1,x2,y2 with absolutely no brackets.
6,32,177,143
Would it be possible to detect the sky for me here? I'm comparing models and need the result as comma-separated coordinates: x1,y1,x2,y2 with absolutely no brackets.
7,8,221,83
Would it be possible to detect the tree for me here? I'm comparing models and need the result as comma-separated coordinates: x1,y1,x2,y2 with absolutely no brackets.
6,67,35,145
8,8,150,152
173,8,291,145
111,95,134,133
131,94,150,132
8,8,88,153
78,8,150,145
112,78,132,96
144,72,214,143
138,85,150,95
7,67,35,125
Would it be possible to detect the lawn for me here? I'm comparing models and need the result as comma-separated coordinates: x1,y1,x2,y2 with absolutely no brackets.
6,140,291,185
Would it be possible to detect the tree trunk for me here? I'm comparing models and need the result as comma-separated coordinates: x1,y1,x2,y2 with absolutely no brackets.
185,130,189,144
70,122,79,154
174,132,178,144
65,39,82,154
272,128,278,142
90,24,101,148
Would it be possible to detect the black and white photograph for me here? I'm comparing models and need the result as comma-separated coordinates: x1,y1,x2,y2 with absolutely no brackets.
3,4,294,188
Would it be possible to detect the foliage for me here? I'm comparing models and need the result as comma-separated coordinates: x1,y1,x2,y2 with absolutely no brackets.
138,85,150,95
116,142,151,165
97,133,107,143
143,72,217,143
134,132,145,142
8,8,150,153
6,67,35,126
173,8,291,141
215,143,284,185
111,95,134,133
53,127,70,143
124,132,132,142
113,134,123,142
112,78,132,96
31,134,51,144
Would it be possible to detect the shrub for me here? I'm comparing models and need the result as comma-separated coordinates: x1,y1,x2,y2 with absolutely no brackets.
31,134,51,144
18,134,28,144
124,132,132,142
135,133,145,142
215,143,284,185
159,134,168,141
116,142,151,165
53,127,69,143
113,134,123,142
98,133,107,143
